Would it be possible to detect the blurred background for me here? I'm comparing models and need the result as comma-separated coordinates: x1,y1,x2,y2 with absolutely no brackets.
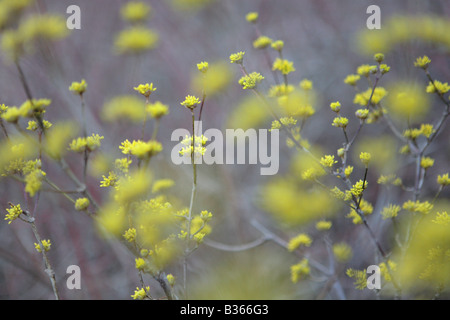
0,0,449,299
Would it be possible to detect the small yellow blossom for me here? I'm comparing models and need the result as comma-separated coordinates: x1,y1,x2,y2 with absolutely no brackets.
180,95,201,109
69,79,87,95
332,116,349,128
359,152,371,167
146,101,169,119
121,1,151,22
114,158,132,173
131,286,150,300
34,239,51,253
353,87,387,106
238,72,264,90
272,58,295,75
355,109,369,120
351,180,368,198
268,84,294,97
357,64,377,77
288,233,312,251
69,134,104,153
374,53,384,63
333,242,353,262
344,74,360,86
320,155,337,168
114,27,158,54
346,268,367,290
1,106,21,123
135,257,146,270
290,258,310,283
414,55,431,69
152,179,175,193
402,200,433,215
5,203,23,224
196,61,209,73
344,165,354,178
419,124,434,138
379,260,397,282
330,101,341,113
75,198,90,211
25,169,45,196
316,220,332,231
437,173,450,186
253,35,272,49
26,120,52,131
432,212,450,226
426,80,450,94
299,79,313,91
245,12,258,23
420,156,434,169
229,51,245,64
381,204,401,219
119,139,134,154
123,228,137,242
271,40,284,51
100,171,118,187
130,140,163,159
166,274,176,287
134,83,156,98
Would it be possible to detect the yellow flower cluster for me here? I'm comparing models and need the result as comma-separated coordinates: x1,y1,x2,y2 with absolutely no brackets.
245,12,258,23
359,152,371,167
414,55,431,69
272,58,295,75
253,35,272,49
315,220,332,231
75,198,90,211
420,156,434,169
332,116,349,128
426,80,450,95
4,203,23,224
437,173,450,186
353,87,387,106
196,61,209,73
346,268,367,290
180,95,201,110
179,134,208,156
114,27,158,54
69,134,104,153
121,1,151,23
238,72,264,90
123,228,137,242
381,204,401,219
69,79,87,95
102,95,146,122
229,51,245,64
320,155,337,168
432,212,450,226
333,242,353,262
131,286,150,300
402,200,433,215
1,99,51,123
34,239,51,253
344,74,361,86
290,258,310,283
152,179,175,193
287,233,312,251
134,83,157,98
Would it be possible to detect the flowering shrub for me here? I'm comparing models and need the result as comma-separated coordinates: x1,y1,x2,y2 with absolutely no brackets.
0,1,449,300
